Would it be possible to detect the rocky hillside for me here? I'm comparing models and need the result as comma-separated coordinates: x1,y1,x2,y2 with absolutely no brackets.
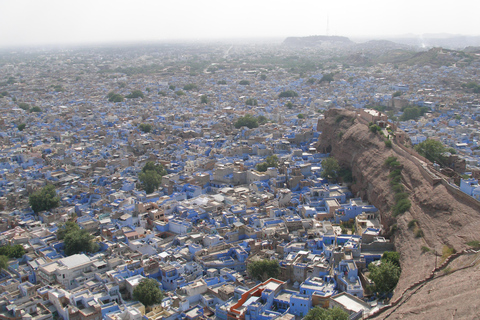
317,109,480,317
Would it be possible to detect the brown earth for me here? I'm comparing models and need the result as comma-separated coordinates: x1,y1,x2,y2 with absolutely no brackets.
317,109,480,317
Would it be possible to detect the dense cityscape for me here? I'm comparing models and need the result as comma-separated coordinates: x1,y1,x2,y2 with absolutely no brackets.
0,38,480,320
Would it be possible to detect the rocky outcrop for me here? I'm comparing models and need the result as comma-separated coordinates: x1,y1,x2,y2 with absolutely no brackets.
317,109,480,313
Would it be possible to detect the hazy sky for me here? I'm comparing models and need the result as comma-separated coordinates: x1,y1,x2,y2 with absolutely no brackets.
1,0,479,47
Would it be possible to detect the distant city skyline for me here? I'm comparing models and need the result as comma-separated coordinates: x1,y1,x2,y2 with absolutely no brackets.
1,0,479,48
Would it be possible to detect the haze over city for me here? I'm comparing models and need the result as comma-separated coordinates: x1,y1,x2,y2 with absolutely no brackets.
1,0,480,47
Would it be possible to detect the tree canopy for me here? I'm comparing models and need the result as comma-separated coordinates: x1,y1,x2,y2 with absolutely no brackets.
320,73,334,83
107,91,124,102
0,244,25,258
64,228,99,256
414,139,448,165
257,115,268,125
30,106,42,112
0,256,8,271
245,98,258,106
183,84,198,91
278,90,298,98
57,221,80,241
138,161,167,194
234,114,258,129
247,259,280,281
29,184,59,213
239,80,250,85
18,123,26,131
18,102,30,111
256,155,278,172
321,157,340,180
400,106,429,121
304,306,349,320
139,123,152,133
368,260,401,295
200,95,208,104
126,90,144,99
381,251,401,268
133,278,164,307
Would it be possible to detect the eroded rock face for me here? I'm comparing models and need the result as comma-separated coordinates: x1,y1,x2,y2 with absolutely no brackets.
317,109,480,303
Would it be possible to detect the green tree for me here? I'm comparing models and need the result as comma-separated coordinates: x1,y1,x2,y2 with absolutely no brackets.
382,251,401,268
53,85,65,92
139,123,152,133
107,92,124,103
304,306,348,320
239,80,250,85
142,161,167,176
257,115,268,125
392,91,402,97
247,259,280,281
29,184,60,213
278,90,298,98
368,260,401,295
414,139,447,164
0,256,8,271
234,114,258,129
0,244,25,258
168,84,176,90
297,113,305,119
400,107,420,121
175,90,185,96
64,229,99,256
30,106,42,112
18,123,26,131
285,101,293,109
200,95,208,104
133,278,164,307
256,155,279,172
245,98,258,106
139,171,161,194
320,73,334,83
183,84,198,91
217,80,227,85
57,221,80,241
18,102,30,111
321,157,340,180
138,162,167,194
126,90,144,99
260,74,267,81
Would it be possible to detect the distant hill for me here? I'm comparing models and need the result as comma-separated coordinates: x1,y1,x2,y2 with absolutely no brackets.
463,46,480,54
352,39,413,52
282,35,353,47
340,46,480,68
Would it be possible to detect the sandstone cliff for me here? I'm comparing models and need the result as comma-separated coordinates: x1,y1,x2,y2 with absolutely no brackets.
317,109,480,318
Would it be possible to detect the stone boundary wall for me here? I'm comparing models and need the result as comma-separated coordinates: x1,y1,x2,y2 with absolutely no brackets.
439,178,480,210
391,143,441,186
